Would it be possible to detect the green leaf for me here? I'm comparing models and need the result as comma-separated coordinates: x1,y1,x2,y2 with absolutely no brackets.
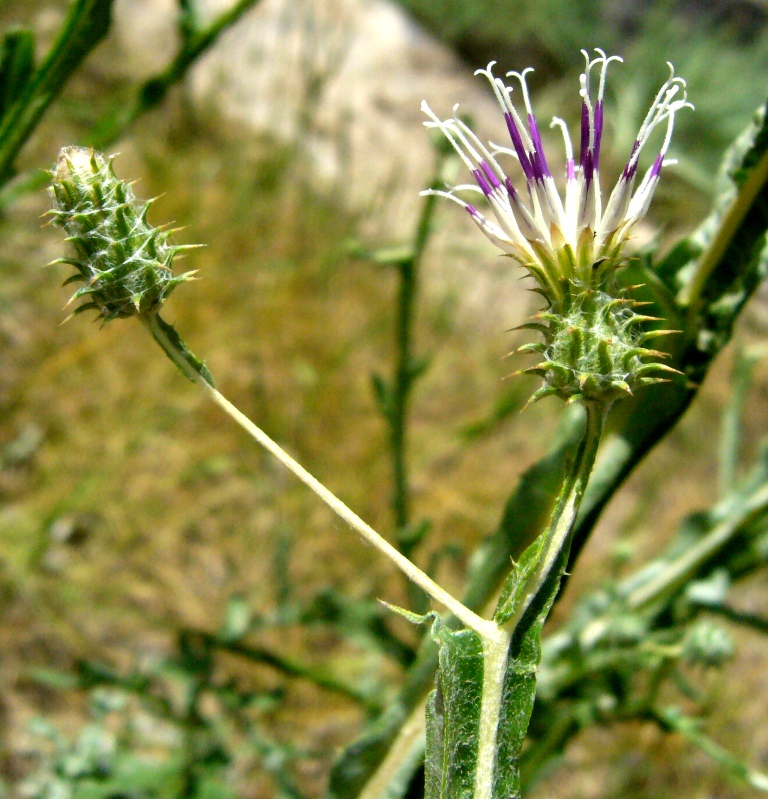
397,518,432,552
0,0,114,184
407,354,432,382
0,28,35,123
424,619,484,799
371,372,393,420
493,534,547,626
150,313,215,386
220,594,252,642
27,667,79,690
656,707,768,792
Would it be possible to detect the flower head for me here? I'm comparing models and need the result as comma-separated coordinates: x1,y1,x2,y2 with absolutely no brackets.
422,49,691,308
47,146,198,323
422,51,690,406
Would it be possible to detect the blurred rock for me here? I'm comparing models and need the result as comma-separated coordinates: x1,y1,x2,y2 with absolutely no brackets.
111,0,532,328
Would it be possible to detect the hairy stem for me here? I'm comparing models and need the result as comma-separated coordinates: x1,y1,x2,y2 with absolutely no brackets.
473,401,606,799
141,311,491,637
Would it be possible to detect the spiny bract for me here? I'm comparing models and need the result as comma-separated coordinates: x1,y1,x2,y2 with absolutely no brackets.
48,146,197,322
516,285,679,405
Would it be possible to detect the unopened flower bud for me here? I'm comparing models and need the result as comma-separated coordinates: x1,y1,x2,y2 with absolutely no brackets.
48,146,197,323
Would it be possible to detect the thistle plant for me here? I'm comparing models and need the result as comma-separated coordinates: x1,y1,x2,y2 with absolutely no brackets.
43,43,768,799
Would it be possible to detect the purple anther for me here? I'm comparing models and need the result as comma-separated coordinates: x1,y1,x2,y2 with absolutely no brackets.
593,101,604,170
621,141,640,180
480,160,501,190
582,149,594,186
505,112,534,180
504,177,519,200
465,204,478,217
527,114,551,178
579,101,590,166
566,158,576,181
473,168,493,197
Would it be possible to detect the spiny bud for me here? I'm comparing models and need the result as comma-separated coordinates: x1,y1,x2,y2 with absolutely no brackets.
47,146,197,323
515,285,681,407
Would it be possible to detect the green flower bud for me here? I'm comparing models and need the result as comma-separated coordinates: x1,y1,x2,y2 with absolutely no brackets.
515,285,681,406
47,146,197,323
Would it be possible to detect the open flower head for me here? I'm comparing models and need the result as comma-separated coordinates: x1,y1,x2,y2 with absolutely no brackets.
422,50,690,405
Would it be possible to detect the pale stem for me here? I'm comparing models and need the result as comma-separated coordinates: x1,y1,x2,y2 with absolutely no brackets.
143,310,608,799
141,312,493,638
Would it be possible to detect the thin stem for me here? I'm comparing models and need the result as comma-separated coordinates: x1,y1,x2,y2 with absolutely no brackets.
141,312,493,639
389,153,445,610
0,0,262,210
502,401,607,634
0,0,112,185
626,481,768,611
719,345,760,497
194,630,381,712
680,141,768,326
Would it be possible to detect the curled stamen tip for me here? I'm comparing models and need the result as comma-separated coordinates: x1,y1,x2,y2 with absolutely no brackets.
474,60,497,77
507,66,534,81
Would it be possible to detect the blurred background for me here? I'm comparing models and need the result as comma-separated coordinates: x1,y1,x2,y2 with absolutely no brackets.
2,0,768,796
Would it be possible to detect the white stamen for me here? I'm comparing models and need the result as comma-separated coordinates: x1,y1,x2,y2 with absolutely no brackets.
421,102,478,174
595,49,623,103
550,117,574,167
507,67,536,118
488,142,521,162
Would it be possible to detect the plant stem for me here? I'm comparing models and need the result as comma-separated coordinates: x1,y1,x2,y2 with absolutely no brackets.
718,345,761,496
503,401,606,634
141,312,492,639
0,0,262,209
0,0,113,185
472,401,606,799
143,308,609,799
389,155,444,610
626,480,768,611
196,631,382,712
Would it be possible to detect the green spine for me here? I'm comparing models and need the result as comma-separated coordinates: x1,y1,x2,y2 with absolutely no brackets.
516,277,680,407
